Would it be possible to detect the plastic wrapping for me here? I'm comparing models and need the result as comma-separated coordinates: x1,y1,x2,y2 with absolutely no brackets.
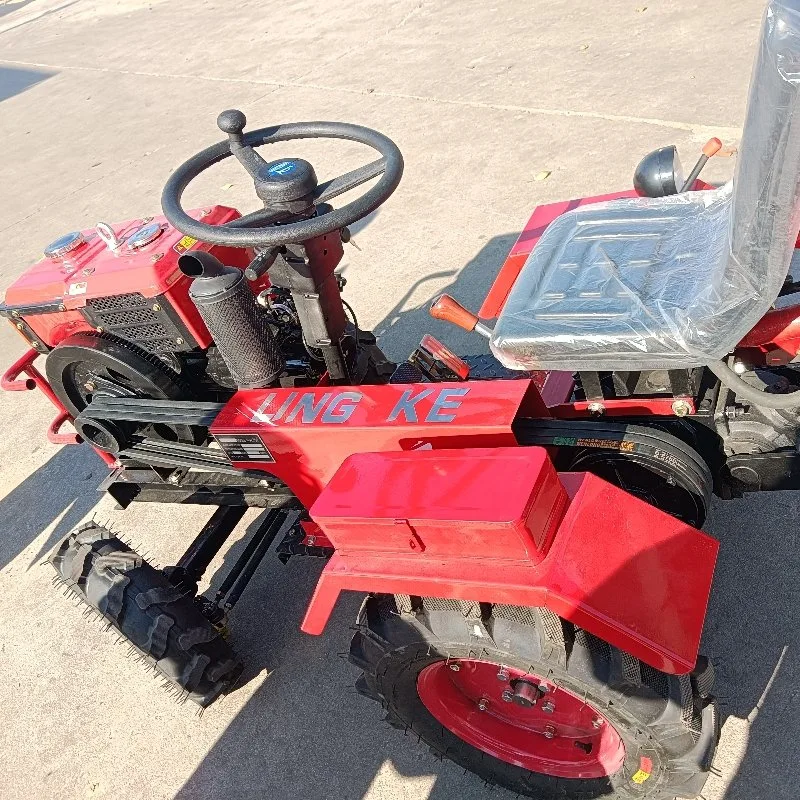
491,0,800,372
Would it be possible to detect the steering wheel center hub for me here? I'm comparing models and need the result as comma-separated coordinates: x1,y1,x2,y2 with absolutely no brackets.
256,158,318,211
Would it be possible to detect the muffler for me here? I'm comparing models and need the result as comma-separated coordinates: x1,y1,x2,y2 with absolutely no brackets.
179,251,285,388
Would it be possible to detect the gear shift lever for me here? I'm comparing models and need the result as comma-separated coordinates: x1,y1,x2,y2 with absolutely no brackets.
429,295,493,338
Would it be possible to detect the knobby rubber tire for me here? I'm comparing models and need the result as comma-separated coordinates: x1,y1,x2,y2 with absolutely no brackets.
350,595,718,800
51,522,242,706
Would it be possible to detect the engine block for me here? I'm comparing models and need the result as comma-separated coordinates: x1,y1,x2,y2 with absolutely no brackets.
1,206,251,355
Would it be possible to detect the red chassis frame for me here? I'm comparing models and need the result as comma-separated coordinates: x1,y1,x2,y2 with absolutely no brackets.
211,380,719,675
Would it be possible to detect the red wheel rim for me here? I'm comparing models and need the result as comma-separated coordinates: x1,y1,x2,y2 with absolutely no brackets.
417,659,625,778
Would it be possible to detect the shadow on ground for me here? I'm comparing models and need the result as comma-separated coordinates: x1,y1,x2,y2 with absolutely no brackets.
0,65,56,104
0,0,35,20
0,443,103,571
701,492,800,800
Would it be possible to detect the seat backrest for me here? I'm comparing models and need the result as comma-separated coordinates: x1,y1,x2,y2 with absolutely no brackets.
729,0,800,325
489,1,800,374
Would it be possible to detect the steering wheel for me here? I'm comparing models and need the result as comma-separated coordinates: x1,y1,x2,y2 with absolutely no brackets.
161,109,404,248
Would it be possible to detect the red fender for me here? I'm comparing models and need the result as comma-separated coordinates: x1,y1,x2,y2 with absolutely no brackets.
304,447,718,676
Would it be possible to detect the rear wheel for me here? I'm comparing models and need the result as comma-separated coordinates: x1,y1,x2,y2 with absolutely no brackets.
350,595,718,799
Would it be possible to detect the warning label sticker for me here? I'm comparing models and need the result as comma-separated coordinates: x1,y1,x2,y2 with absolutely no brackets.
631,756,653,784
173,235,198,255
574,438,636,452
551,436,635,452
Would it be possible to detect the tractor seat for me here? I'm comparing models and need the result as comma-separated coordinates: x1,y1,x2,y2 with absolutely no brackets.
491,0,800,373
490,187,735,371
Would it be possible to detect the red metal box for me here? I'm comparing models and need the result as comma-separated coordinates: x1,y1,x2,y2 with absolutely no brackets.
310,446,568,561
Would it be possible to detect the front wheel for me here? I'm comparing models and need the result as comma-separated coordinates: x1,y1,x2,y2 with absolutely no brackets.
350,595,718,800
51,522,243,706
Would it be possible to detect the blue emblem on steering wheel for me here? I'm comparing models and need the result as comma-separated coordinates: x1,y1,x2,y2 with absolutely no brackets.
268,160,297,176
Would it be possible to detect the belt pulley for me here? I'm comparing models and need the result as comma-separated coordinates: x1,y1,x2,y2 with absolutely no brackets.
45,331,198,453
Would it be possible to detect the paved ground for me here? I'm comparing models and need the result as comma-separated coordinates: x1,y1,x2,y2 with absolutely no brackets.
0,1,796,798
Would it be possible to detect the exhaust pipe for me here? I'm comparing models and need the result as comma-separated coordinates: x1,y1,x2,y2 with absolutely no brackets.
179,252,285,388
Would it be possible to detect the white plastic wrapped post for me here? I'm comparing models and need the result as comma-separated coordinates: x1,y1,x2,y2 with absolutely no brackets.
490,0,800,372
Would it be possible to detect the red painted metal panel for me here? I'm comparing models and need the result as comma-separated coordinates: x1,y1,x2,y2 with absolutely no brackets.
5,206,252,349
735,300,800,364
302,468,718,675
18,309,94,347
211,380,536,507
551,395,696,419
541,471,718,673
310,448,568,561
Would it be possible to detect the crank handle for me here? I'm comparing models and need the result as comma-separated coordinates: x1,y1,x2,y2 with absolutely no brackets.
429,295,492,338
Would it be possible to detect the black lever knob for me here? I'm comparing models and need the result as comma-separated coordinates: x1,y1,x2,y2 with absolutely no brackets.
217,109,247,138
216,108,268,180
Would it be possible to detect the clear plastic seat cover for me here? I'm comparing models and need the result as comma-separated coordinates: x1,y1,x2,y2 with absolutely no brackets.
491,0,800,372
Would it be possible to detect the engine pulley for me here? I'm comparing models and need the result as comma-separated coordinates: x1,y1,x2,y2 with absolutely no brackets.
46,331,198,452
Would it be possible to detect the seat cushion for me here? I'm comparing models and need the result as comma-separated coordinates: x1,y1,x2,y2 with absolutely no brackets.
490,186,744,371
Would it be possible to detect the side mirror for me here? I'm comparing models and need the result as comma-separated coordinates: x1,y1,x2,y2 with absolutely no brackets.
633,145,684,197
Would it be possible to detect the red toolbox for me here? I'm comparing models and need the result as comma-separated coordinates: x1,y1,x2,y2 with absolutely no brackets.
310,447,568,562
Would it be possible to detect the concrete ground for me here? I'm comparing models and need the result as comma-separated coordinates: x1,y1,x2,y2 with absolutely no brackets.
0,0,794,798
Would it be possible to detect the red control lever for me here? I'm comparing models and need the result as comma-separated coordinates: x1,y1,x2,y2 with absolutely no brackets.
702,137,723,158
429,295,492,338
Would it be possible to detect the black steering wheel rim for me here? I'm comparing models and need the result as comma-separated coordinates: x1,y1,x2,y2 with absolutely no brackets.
161,121,403,248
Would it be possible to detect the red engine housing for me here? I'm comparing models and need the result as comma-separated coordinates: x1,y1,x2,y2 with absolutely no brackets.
3,206,256,353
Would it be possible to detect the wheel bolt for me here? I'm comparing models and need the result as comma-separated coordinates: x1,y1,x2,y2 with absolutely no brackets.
477,698,489,712
449,662,460,672
543,725,556,739
542,700,555,714
84,381,96,392
501,689,514,703
497,667,509,681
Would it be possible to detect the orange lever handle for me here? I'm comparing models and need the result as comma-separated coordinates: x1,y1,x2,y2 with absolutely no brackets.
702,137,723,158
429,294,479,332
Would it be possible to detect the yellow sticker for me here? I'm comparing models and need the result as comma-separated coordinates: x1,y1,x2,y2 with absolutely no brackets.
631,769,651,784
174,235,198,255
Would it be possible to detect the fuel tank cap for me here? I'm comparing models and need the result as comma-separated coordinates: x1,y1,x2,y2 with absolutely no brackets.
126,222,163,250
44,231,86,259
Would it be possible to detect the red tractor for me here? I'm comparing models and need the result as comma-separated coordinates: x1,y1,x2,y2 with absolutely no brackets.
4,1,800,797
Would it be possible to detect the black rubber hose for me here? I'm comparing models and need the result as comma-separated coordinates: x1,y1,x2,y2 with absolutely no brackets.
706,359,800,409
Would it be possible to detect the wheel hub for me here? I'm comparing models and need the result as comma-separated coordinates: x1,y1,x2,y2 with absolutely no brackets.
417,659,625,779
